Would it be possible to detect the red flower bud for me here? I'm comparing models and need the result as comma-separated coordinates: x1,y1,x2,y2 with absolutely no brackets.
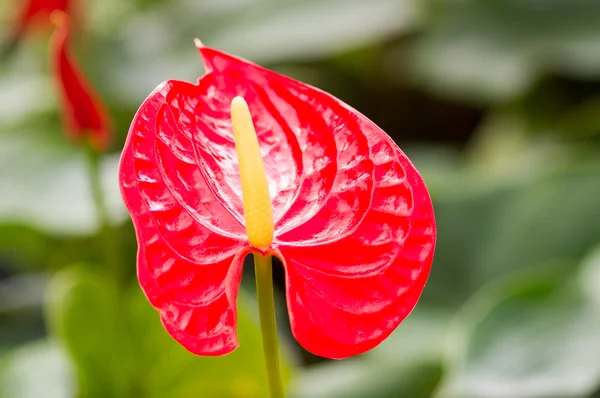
2,0,72,57
18,0,71,33
49,12,111,151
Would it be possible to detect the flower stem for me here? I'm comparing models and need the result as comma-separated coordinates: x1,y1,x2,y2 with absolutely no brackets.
84,145,123,287
254,253,284,398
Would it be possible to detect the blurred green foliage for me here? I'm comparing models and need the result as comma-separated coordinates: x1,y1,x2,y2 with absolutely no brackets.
0,0,599,397
44,266,293,398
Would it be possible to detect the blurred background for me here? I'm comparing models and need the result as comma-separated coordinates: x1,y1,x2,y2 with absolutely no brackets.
1,0,600,397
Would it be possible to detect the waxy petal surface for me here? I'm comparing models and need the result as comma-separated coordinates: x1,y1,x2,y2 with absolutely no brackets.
279,133,435,358
119,44,436,358
50,14,111,151
120,86,249,355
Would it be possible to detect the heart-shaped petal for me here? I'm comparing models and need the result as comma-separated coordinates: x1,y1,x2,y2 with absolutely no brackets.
119,43,436,358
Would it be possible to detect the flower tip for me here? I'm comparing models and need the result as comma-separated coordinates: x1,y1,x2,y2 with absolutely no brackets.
193,38,204,49
50,10,68,29
231,95,248,110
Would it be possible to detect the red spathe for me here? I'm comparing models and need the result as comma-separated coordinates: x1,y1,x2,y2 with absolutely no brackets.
14,0,71,36
50,14,111,151
119,44,436,359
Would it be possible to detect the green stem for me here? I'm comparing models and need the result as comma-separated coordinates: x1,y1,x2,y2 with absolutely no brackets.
254,253,285,398
84,146,123,287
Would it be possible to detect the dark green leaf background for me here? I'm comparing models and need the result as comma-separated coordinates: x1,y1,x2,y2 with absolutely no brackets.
1,0,599,397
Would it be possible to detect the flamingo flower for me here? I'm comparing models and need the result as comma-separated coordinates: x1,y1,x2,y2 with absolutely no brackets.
49,12,111,151
3,0,73,56
18,0,71,32
119,41,436,360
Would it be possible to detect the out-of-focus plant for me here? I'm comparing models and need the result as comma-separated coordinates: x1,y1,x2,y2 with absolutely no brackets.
49,12,111,152
2,0,74,58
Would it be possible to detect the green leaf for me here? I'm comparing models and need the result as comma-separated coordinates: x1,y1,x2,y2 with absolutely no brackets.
0,224,112,274
45,265,133,398
0,275,47,348
44,265,296,398
290,307,448,398
0,340,74,398
368,306,451,364
94,0,422,105
476,167,600,284
408,0,600,102
0,122,126,235
427,139,600,305
409,32,536,103
437,267,600,398
464,112,569,184
0,75,54,127
579,244,600,306
127,286,295,398
117,0,421,61
203,0,422,63
424,183,515,305
291,360,441,398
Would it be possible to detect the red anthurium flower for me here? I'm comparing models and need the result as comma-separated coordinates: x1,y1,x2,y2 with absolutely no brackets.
119,41,436,359
17,0,71,32
3,0,72,55
49,12,111,151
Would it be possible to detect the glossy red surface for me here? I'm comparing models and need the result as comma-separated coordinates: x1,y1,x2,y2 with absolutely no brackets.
119,44,436,359
50,14,110,151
